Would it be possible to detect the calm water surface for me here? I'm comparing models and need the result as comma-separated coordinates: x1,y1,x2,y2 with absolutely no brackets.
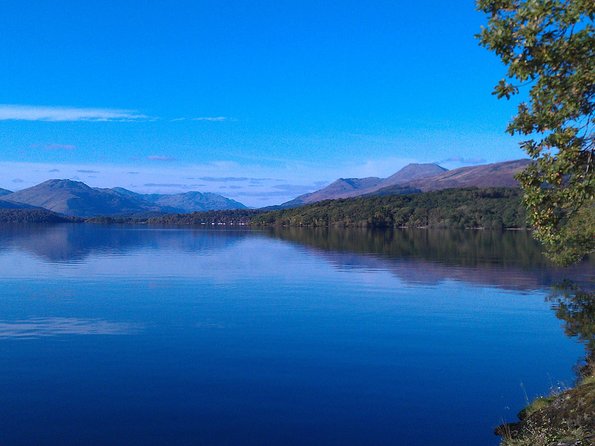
0,225,592,445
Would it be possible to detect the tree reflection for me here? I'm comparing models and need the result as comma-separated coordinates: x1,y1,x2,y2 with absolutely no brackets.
548,281,595,377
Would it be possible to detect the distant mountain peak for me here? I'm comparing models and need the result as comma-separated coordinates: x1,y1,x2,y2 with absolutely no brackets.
381,163,448,187
384,159,531,192
2,180,246,217
280,159,529,207
41,179,91,188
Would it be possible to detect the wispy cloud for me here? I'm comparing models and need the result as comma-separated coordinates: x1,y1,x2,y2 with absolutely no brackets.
192,116,228,122
271,183,317,194
77,169,100,174
171,116,229,122
147,155,176,161
195,176,281,183
0,105,234,124
31,143,77,151
143,183,185,188
197,176,249,182
438,157,486,165
0,104,149,122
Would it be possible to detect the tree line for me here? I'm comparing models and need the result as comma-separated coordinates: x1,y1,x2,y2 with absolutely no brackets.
252,188,528,229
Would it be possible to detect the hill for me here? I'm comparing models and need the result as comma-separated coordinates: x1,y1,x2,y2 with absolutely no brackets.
254,188,528,229
104,187,246,212
281,160,530,207
0,208,77,223
400,159,530,192
0,199,36,209
283,163,443,206
3,180,159,217
283,177,383,207
3,180,247,217
0,188,12,197
379,163,447,187
137,191,246,212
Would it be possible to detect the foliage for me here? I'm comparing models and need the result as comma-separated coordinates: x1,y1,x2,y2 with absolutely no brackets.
253,188,528,229
476,0,595,265
548,280,595,357
145,209,261,225
267,226,553,269
0,209,77,223
498,281,595,446
84,209,261,225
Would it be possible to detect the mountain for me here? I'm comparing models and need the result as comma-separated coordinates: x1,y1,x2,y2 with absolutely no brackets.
282,160,530,207
0,208,76,223
3,180,160,217
380,159,531,193
139,191,246,212
379,163,447,188
0,199,36,209
283,177,382,207
3,180,248,217
105,188,246,212
282,163,444,206
0,188,12,197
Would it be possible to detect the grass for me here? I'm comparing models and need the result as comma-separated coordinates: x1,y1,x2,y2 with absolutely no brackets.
499,364,595,446
501,421,590,446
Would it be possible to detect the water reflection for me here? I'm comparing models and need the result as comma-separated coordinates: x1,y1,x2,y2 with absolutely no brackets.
548,281,595,360
0,224,591,446
0,224,591,292
264,227,593,291
0,224,249,262
0,317,141,339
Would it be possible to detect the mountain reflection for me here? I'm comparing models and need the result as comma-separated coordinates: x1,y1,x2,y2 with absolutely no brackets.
0,224,250,262
0,224,591,291
263,227,593,291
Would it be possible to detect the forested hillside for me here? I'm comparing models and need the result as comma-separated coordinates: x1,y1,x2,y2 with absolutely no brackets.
253,188,528,229
0,209,78,223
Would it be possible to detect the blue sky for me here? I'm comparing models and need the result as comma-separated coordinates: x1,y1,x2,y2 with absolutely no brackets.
0,1,525,206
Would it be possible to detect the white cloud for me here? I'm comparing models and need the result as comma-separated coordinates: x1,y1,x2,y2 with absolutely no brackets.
191,116,228,122
0,105,235,124
171,116,229,122
0,104,149,122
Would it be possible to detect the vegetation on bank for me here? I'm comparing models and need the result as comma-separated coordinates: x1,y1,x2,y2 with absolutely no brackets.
252,188,528,229
85,209,261,225
0,188,529,230
499,373,594,446
86,188,529,230
477,0,594,442
477,0,594,266
497,283,595,446
0,209,79,223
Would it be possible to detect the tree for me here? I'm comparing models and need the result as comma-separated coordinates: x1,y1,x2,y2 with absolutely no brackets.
476,0,594,265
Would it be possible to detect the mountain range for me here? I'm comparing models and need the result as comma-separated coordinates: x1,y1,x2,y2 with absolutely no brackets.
0,159,530,218
282,159,530,206
0,180,246,217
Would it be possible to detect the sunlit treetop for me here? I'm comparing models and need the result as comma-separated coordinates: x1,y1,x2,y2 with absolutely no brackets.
477,0,594,265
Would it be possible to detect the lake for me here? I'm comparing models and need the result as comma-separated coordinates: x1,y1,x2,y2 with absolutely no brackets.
0,225,591,445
